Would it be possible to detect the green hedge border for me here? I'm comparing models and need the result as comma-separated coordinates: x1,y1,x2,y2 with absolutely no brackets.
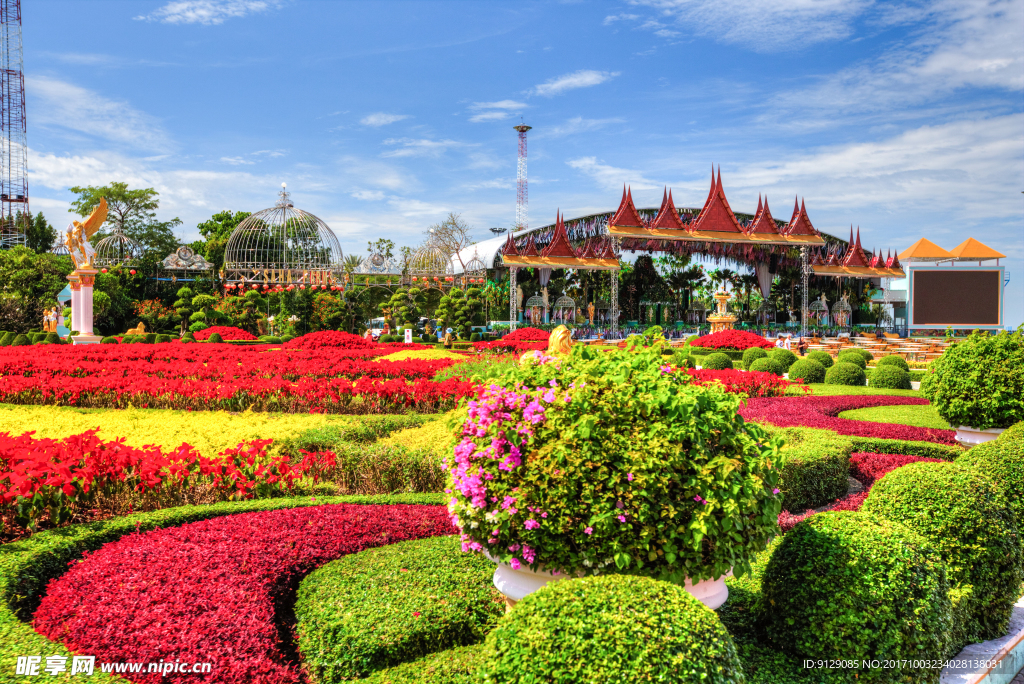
760,426,853,512
847,436,963,461
688,347,745,361
865,368,926,382
0,493,444,684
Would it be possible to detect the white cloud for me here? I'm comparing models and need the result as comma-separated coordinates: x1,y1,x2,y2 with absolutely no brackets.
543,116,625,137
469,111,512,123
27,76,170,152
533,70,621,97
566,156,662,191
604,13,640,24
135,0,283,25
380,138,468,158
360,113,410,127
629,0,870,50
220,156,254,165
467,100,528,123
351,190,385,201
470,100,528,110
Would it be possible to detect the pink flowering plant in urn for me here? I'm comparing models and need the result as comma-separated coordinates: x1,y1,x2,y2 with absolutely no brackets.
444,338,786,585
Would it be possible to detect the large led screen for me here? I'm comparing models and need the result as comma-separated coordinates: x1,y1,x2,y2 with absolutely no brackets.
911,269,1001,326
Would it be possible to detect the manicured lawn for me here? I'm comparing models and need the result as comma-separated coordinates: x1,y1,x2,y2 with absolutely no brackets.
793,383,922,398
839,404,951,430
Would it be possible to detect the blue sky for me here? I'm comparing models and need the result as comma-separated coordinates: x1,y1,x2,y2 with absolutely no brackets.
24,0,1024,325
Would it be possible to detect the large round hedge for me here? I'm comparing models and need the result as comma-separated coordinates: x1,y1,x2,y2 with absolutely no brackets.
824,361,866,386
748,356,784,376
956,431,1024,534
870,365,911,390
208,332,224,343
786,358,825,384
100,336,119,344
853,347,874,362
836,350,867,369
762,426,852,511
876,355,909,372
767,347,797,371
861,462,1024,640
805,350,833,368
701,352,733,370
11,334,29,347
929,329,1024,430
447,341,784,585
481,574,745,684
758,511,951,678
742,347,768,370
295,536,503,681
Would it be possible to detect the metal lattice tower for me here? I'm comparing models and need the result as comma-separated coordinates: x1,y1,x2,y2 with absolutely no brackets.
513,124,531,232
0,0,27,249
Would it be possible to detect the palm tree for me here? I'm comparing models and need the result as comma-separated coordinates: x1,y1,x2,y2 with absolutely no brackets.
737,273,760,314
344,254,362,272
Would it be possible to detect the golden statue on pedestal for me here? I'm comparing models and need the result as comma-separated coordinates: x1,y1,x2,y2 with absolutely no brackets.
63,198,108,270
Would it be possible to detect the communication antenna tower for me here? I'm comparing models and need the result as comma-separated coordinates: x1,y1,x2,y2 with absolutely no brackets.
0,0,28,249
513,124,531,233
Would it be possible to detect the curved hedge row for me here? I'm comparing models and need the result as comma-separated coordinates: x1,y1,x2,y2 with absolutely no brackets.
0,494,444,684
761,426,853,511
296,536,503,681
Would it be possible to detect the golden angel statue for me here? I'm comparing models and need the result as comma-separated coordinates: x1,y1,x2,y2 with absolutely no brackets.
64,198,108,270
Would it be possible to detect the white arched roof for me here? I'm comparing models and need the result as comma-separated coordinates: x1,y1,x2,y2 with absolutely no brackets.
450,228,536,275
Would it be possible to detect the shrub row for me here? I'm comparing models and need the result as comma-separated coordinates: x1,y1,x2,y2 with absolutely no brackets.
761,426,853,512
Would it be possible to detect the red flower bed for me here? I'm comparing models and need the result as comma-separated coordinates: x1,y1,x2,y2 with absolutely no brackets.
0,430,339,530
0,346,473,414
739,395,957,444
777,451,944,532
474,327,550,355
34,504,450,684
686,368,793,398
690,330,773,350
193,326,258,341
283,331,374,350
501,327,550,342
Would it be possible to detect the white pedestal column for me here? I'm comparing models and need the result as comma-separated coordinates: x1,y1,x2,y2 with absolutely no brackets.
68,275,81,334
71,269,102,345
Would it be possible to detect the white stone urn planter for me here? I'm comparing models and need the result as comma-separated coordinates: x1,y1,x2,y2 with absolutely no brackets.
488,554,731,610
955,425,1005,448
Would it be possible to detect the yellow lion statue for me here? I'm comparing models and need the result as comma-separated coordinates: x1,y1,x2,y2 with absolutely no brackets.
124,322,146,336
519,325,573,365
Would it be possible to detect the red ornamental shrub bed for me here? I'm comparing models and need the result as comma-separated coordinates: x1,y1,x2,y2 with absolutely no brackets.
777,451,944,532
500,327,549,342
0,345,473,413
686,368,794,398
739,395,957,444
283,331,375,350
193,326,258,341
474,327,550,355
689,330,774,350
33,504,450,684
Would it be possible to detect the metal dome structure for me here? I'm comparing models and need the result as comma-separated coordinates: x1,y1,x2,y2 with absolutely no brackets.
354,250,402,277
93,229,142,268
463,249,487,278
407,245,452,278
223,184,343,285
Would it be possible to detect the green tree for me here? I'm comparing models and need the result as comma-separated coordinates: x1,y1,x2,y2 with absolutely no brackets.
368,238,396,261
25,212,58,254
173,286,195,336
68,182,181,258
381,287,425,328
0,247,74,332
196,210,251,271
233,290,267,334
434,286,481,338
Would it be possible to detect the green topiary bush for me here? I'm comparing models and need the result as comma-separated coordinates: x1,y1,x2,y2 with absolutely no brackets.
853,347,874,362
825,361,866,386
701,352,733,370
0,332,12,346
295,536,503,681
748,356,784,376
480,574,745,684
768,347,797,371
956,432,1024,534
448,340,784,585
861,462,1024,641
156,334,171,344
760,426,852,511
208,332,224,343
928,329,1024,430
836,349,866,369
742,346,768,370
786,358,826,384
469,332,481,342
876,355,909,372
44,332,60,344
100,336,119,344
143,332,158,344
758,511,953,676
869,365,911,390
281,334,294,343
805,349,833,368
11,334,29,347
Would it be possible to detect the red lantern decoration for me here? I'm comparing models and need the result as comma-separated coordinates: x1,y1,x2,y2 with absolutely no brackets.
129,270,136,275
300,285,305,290
251,284,258,289
411,277,418,282
101,268,108,273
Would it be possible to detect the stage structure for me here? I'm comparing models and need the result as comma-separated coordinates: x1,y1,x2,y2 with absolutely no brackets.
0,0,29,249
223,184,343,288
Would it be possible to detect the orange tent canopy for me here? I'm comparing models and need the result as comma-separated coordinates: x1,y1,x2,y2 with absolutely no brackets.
899,238,953,262
947,237,1005,261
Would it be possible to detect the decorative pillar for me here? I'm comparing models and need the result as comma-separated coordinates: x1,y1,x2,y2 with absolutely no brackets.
68,276,81,335
509,267,518,332
69,269,102,344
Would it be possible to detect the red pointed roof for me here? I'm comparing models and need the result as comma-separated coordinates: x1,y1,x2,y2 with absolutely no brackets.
501,231,519,257
579,238,598,259
824,248,840,266
841,227,870,267
690,167,745,234
541,211,578,258
747,195,780,235
599,238,617,259
520,234,539,257
869,249,882,268
886,249,902,270
810,250,824,266
608,185,646,228
650,188,687,230
785,198,818,236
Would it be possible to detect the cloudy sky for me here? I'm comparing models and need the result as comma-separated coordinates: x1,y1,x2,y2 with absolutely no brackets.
24,0,1024,325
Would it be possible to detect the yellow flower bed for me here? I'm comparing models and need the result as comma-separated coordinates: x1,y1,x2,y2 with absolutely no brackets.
379,411,458,457
0,404,355,457
377,348,468,362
